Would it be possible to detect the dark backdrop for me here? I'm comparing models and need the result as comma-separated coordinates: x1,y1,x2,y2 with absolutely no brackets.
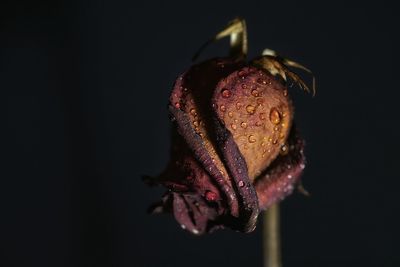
1,0,399,266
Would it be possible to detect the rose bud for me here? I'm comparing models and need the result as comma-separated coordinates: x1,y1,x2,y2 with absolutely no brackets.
144,18,314,235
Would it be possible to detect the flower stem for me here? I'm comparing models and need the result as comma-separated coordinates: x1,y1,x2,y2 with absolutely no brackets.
263,204,282,267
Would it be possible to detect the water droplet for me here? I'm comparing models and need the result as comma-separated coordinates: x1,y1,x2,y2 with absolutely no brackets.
238,70,246,79
231,124,237,130
220,105,226,112
257,98,264,105
238,180,245,187
241,84,247,89
300,163,306,169
190,108,197,116
257,78,267,85
236,102,242,110
175,102,181,109
246,105,255,114
181,224,186,229
192,229,200,235
261,142,266,147
269,107,281,125
283,89,288,96
205,190,218,202
268,137,273,142
251,89,259,97
287,174,293,179
280,144,289,155
248,135,256,143
272,139,278,145
238,168,242,174
193,120,199,127
240,122,247,129
228,112,233,118
221,88,231,98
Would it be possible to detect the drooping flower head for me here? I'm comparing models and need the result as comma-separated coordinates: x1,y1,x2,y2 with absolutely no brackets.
145,18,314,235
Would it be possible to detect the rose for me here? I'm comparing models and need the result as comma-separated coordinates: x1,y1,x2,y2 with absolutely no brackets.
145,19,313,235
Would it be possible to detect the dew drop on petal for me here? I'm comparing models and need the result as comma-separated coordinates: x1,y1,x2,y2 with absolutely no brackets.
238,70,246,79
238,180,245,187
246,105,255,114
220,105,226,112
269,107,281,125
251,89,259,97
231,124,237,130
280,144,289,155
221,88,231,98
236,102,242,110
240,122,247,129
205,190,218,202
257,78,266,85
248,135,256,143
192,229,200,235
257,98,264,105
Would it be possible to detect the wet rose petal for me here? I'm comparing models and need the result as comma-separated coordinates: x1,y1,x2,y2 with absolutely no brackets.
146,58,308,234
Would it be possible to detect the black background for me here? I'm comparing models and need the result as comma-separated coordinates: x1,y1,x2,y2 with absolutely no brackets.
1,0,399,266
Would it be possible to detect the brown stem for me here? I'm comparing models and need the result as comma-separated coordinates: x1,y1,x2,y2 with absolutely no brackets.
263,204,282,267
